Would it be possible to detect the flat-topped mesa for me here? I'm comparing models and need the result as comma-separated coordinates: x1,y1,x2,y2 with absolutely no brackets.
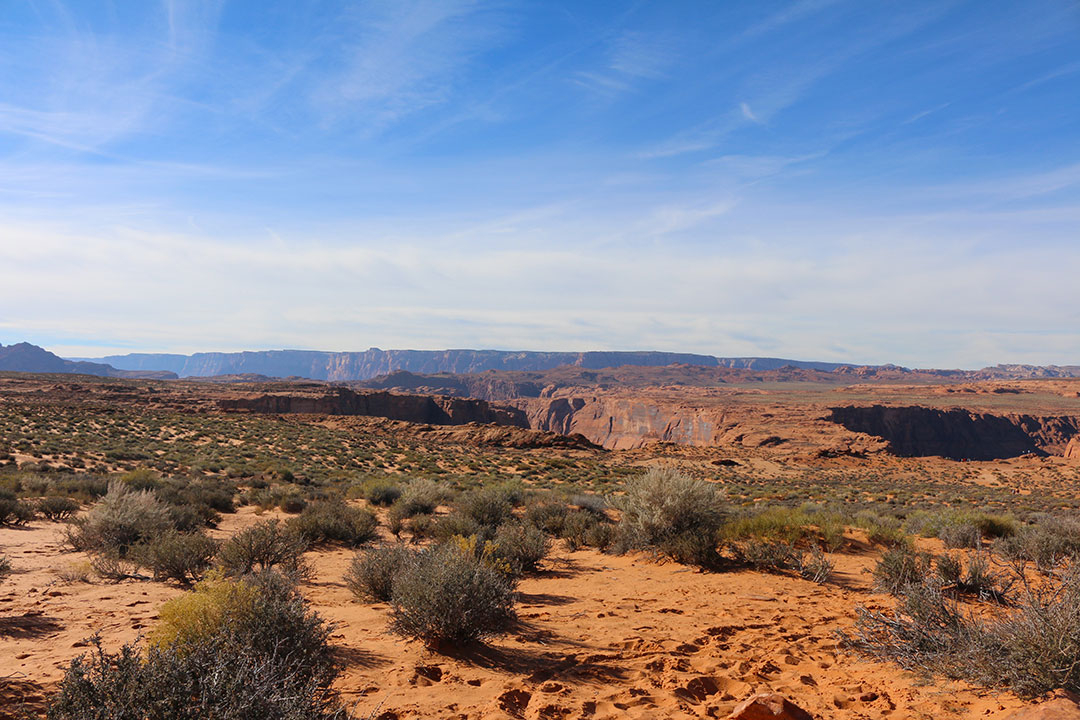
828,405,1080,460
218,387,528,428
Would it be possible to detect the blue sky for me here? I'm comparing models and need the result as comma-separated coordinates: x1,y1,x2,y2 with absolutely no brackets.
1,0,1078,368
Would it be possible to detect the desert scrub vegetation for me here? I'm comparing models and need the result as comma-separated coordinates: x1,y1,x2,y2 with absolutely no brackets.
0,490,36,525
345,543,417,603
614,467,727,567
133,530,219,586
218,519,311,580
48,571,353,720
388,541,516,647
842,559,1080,698
64,482,177,556
288,498,378,546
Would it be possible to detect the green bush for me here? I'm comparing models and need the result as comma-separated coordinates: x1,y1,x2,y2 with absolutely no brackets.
389,542,516,646
614,467,727,567
288,500,377,546
134,531,218,586
344,544,417,603
218,520,310,580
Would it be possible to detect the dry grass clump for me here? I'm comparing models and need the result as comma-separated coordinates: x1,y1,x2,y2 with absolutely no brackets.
48,571,351,719
614,467,727,567
487,522,550,574
873,546,933,596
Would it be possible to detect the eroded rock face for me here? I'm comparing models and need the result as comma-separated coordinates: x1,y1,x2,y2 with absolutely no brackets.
828,405,1080,460
1065,437,1080,461
728,692,814,720
219,388,528,427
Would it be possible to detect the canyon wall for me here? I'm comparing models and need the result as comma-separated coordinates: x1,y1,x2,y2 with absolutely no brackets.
219,388,528,428
828,405,1080,460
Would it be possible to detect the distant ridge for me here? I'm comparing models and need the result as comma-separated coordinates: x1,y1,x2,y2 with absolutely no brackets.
0,342,177,379
77,348,852,381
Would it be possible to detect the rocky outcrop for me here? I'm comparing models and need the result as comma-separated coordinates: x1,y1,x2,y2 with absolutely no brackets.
1002,691,1080,719
729,693,813,719
828,405,1080,460
1065,437,1080,461
218,388,527,427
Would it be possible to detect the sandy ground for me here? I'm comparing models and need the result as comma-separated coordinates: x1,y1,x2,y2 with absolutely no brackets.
1,508,1030,719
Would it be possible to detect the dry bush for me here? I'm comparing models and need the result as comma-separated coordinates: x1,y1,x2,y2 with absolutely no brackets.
456,487,513,529
487,522,549,574
344,544,417,603
218,520,310,580
134,531,218,586
0,555,11,584
0,494,36,526
49,572,349,720
394,479,447,517
389,542,516,646
354,477,401,506
524,502,570,535
842,565,1080,698
288,500,377,546
36,496,80,521
614,467,727,567
66,482,176,556
873,546,933,596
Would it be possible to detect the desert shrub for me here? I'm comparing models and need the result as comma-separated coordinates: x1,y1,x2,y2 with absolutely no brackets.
433,512,488,544
66,482,176,556
730,538,799,571
48,475,109,502
90,553,140,582
406,513,434,541
524,502,569,535
559,510,601,550
0,555,11,583
489,478,529,507
995,517,1080,572
570,493,608,517
721,507,814,544
36,496,80,521
344,544,417,603
389,542,516,646
456,487,513,528
488,522,549,574
798,544,834,583
960,551,1011,602
134,531,218,586
394,479,446,517
279,494,307,514
873,545,933,596
56,561,93,584
354,477,401,506
842,566,1080,698
120,468,161,491
583,521,616,551
939,523,982,549
0,495,36,525
49,572,348,720
936,554,963,586
615,467,727,567
218,520,310,580
288,500,377,546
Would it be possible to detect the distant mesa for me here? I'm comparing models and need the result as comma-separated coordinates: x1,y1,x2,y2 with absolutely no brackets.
0,342,177,380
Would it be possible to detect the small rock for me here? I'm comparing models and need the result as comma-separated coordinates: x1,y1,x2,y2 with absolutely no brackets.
1003,691,1080,720
729,693,814,720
